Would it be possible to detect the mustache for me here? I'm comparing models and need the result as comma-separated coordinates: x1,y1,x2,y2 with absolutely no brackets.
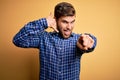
64,28,71,31
57,26,71,32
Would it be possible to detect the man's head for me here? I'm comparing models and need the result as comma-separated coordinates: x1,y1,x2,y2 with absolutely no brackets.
54,2,76,20
54,2,76,39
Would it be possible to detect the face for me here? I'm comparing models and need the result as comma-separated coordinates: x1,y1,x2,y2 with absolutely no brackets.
56,16,75,39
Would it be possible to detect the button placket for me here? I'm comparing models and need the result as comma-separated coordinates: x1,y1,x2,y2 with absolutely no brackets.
56,39,63,79
59,47,62,79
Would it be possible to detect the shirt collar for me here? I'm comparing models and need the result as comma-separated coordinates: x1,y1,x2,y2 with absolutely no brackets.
52,31,74,39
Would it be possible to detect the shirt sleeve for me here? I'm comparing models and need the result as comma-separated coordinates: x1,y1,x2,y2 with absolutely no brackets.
13,18,48,48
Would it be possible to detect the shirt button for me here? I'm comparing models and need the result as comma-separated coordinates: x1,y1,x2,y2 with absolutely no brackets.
59,47,62,50
58,59,61,62
58,71,61,74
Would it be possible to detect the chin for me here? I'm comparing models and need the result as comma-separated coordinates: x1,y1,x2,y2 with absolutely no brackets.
59,31,71,39
63,35,70,39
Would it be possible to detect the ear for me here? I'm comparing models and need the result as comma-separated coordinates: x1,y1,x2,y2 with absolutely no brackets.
54,16,57,20
54,17,58,23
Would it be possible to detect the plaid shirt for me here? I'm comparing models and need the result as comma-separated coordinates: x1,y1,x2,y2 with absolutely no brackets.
13,18,97,80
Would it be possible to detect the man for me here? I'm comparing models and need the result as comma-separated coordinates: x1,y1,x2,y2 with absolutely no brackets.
13,2,97,80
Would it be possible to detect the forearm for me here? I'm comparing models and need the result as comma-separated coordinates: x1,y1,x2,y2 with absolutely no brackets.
13,18,48,48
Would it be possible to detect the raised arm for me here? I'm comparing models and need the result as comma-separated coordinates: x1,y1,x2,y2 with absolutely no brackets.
13,18,48,48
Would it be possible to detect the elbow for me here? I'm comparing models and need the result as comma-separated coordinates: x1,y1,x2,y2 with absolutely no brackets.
12,36,21,47
12,36,28,48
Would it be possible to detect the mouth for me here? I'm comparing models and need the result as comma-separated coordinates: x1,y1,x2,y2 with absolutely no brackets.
63,29,71,36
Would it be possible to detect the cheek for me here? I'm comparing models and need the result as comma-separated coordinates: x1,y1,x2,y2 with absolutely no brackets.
71,26,74,30
57,26,63,32
57,23,66,30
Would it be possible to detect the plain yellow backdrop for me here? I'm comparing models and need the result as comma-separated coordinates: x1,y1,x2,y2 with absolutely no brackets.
0,0,120,80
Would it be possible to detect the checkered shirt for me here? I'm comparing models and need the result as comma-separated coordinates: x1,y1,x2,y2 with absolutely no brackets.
13,18,97,80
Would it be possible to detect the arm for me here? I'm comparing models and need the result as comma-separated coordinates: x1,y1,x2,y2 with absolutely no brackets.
13,13,58,48
77,33,97,53
13,18,48,48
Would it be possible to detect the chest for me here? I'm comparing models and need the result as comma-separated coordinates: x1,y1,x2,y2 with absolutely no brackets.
47,38,77,52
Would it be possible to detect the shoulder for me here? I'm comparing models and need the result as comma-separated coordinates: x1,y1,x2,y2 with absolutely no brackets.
72,33,81,38
39,31,57,39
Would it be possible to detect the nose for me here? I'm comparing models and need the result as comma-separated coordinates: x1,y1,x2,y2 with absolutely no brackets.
66,23,72,29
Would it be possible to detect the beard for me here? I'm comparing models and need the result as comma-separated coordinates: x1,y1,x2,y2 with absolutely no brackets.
57,27,72,39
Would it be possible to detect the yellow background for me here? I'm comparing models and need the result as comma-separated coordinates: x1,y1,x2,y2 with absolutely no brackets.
0,0,120,80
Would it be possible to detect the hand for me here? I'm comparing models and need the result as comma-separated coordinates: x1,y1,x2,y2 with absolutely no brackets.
77,34,94,50
46,13,59,32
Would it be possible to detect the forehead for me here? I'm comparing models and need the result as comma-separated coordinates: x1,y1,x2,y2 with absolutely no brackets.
58,16,76,22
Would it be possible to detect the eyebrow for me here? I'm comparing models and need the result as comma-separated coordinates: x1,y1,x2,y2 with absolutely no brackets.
62,19,75,23
71,19,75,23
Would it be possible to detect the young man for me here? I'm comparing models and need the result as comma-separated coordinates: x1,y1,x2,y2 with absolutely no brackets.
13,2,97,80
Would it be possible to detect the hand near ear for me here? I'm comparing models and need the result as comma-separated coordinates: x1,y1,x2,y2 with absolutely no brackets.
46,13,59,32
77,34,94,50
